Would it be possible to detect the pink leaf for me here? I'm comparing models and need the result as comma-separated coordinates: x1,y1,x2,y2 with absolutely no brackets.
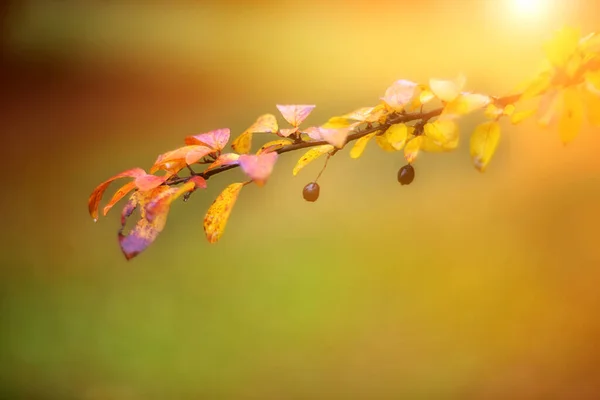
184,128,230,151
204,153,240,172
238,152,278,186
276,105,316,127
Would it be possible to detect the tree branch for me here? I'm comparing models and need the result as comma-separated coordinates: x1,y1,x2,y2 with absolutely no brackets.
166,92,523,185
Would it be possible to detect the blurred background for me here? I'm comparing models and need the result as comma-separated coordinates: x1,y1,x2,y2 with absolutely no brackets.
2,1,600,399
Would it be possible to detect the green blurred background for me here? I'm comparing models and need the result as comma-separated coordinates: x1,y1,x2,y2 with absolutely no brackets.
2,1,600,399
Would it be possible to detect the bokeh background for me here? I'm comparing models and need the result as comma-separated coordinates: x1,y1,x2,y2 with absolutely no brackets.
2,1,600,399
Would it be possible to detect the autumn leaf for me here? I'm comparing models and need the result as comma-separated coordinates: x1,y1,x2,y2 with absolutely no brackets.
350,132,377,159
231,131,253,154
537,89,561,127
543,26,581,68
151,145,213,172
276,105,316,127
238,152,278,186
510,109,536,125
204,182,246,244
342,103,388,123
558,86,584,144
586,70,600,96
321,116,360,130
583,87,600,126
134,174,166,191
423,119,459,148
470,121,501,172
384,123,408,150
429,74,466,103
521,71,552,101
279,128,299,137
257,139,293,155
375,133,396,152
381,80,418,111
404,136,423,163
184,128,230,151
102,181,136,217
232,114,279,154
293,145,334,176
118,178,207,260
443,92,490,116
88,167,146,221
204,153,241,172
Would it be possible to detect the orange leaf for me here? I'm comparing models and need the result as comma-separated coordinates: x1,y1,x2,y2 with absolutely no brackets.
239,152,278,187
151,145,213,172
134,174,166,191
102,181,137,217
204,153,241,172
184,128,230,151
88,167,146,221
204,182,245,244
276,105,316,127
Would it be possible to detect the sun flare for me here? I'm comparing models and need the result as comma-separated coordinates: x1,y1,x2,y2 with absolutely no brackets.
513,0,544,17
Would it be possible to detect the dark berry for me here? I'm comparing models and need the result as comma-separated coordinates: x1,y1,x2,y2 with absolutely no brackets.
397,164,415,185
303,182,320,202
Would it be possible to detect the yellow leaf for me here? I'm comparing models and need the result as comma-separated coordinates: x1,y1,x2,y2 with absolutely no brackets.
444,92,490,116
470,121,501,172
384,123,408,150
421,136,448,153
375,134,396,152
580,32,600,53
583,88,600,127
543,26,581,68
292,145,334,176
203,182,245,244
419,88,435,105
350,132,377,159
321,116,358,129
510,109,536,125
231,130,253,154
586,70,600,96
537,89,561,127
558,86,584,144
484,104,504,119
257,139,293,155
404,136,423,163
232,114,279,154
503,104,515,116
521,72,552,101
429,74,466,102
424,119,459,148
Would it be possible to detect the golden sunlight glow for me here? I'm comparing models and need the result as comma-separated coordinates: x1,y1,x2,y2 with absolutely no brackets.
512,0,544,17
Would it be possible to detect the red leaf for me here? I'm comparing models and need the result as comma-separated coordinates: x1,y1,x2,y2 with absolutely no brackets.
184,128,230,151
238,152,278,187
88,168,146,221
